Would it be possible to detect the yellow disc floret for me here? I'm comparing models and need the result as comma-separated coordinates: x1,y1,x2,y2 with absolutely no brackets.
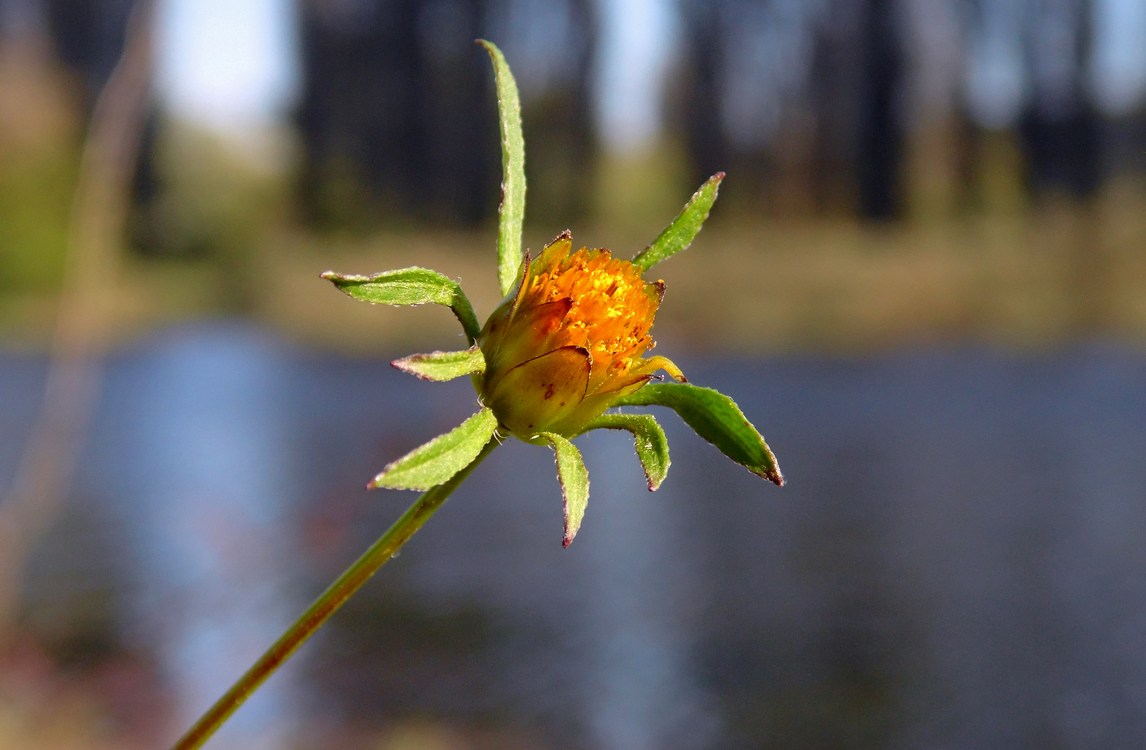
478,231,685,440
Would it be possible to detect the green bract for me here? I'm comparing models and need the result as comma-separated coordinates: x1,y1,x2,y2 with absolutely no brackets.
323,40,783,546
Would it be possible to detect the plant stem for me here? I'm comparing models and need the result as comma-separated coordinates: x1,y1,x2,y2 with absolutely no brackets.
171,438,500,750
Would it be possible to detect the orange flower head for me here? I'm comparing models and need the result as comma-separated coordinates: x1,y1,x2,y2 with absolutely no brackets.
477,231,685,441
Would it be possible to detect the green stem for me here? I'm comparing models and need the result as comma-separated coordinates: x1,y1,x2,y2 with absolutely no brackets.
172,438,500,750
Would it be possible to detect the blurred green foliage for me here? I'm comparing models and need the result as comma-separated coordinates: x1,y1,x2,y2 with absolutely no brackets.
138,122,278,260
0,98,77,296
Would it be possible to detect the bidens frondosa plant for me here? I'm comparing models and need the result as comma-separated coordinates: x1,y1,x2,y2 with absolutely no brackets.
173,41,781,749
322,42,782,546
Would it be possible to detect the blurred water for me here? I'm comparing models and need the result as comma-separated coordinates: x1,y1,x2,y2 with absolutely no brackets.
4,323,1145,749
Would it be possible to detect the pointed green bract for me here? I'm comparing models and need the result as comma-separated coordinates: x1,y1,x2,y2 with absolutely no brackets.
583,413,670,491
478,40,526,297
614,382,783,486
632,173,724,272
392,346,486,382
369,407,499,491
322,267,481,344
537,432,589,547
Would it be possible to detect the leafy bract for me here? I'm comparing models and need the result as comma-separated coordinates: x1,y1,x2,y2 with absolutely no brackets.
369,408,499,491
537,432,589,547
322,267,480,344
392,346,486,382
478,40,526,297
632,173,724,272
614,382,783,486
582,413,670,491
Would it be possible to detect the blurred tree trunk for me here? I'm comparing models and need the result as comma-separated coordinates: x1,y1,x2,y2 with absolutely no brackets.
1017,0,1100,201
808,3,860,215
41,0,162,253
42,0,136,109
294,0,495,230
677,0,730,188
855,0,905,220
295,0,602,231
512,0,599,226
1018,0,1104,332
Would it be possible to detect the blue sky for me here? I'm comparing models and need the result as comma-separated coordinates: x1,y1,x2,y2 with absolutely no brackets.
155,0,1146,147
156,0,298,132
1093,0,1146,111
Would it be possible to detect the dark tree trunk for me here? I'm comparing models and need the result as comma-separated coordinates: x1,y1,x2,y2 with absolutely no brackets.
677,0,730,188
855,0,905,221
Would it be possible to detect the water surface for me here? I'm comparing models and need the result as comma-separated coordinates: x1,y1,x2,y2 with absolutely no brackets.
4,324,1144,749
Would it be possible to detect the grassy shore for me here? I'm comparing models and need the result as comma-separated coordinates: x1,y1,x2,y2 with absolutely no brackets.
4,181,1146,355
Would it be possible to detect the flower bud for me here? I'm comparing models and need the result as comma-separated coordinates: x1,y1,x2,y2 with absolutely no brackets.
477,231,684,441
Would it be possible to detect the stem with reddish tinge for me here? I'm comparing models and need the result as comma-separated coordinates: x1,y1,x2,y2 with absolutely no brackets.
171,438,500,750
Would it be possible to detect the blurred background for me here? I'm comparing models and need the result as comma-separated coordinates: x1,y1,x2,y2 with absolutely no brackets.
2,0,1145,748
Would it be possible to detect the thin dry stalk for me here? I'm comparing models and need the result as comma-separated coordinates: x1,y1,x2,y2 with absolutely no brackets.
0,0,155,636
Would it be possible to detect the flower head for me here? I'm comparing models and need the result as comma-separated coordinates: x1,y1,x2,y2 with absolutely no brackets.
478,231,685,441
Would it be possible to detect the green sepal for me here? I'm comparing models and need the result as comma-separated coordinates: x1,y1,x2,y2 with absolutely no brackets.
582,413,670,491
392,345,486,382
321,267,481,344
478,40,526,297
631,172,724,272
369,407,499,491
614,382,783,486
537,432,589,547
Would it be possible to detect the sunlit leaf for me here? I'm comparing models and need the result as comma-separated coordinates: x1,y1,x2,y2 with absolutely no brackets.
537,432,589,547
614,382,783,486
582,412,670,491
631,173,724,272
321,267,480,344
478,40,526,297
392,346,486,382
369,408,499,491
